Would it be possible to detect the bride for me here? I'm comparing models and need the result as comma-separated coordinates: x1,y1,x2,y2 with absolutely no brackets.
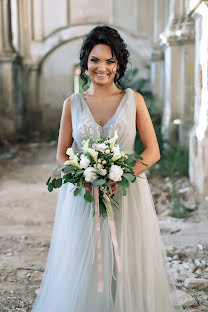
31,25,183,312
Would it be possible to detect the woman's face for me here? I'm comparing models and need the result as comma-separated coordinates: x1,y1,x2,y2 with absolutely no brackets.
87,44,120,86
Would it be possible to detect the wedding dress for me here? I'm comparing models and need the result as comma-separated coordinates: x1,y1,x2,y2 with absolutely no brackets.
31,88,183,312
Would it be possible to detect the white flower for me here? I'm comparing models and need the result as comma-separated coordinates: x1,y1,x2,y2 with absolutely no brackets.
81,139,90,152
112,145,122,161
66,147,75,159
64,155,81,169
84,167,98,182
105,149,110,154
109,164,123,181
85,148,98,163
102,160,107,164
97,163,103,169
80,154,90,169
99,168,107,176
92,143,108,153
107,130,119,151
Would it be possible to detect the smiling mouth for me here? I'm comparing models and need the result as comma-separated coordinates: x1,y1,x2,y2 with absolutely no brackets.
95,73,109,77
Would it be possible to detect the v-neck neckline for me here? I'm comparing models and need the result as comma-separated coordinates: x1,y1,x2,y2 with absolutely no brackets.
80,88,130,128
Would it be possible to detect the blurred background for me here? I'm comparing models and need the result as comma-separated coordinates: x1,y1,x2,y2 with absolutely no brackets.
0,1,208,311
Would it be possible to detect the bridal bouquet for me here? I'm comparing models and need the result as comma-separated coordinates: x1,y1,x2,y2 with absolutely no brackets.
46,130,147,218
46,130,147,292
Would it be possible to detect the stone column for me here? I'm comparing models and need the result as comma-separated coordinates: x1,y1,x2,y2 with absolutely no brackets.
17,0,41,137
177,0,195,148
150,0,166,112
0,0,23,143
189,1,208,195
160,0,184,145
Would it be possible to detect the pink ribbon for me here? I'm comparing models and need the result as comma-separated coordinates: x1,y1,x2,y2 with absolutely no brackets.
93,186,122,293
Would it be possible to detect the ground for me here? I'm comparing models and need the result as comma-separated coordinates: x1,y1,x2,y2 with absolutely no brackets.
0,142,208,311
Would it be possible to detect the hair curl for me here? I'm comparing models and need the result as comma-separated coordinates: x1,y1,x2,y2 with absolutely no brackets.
79,25,130,91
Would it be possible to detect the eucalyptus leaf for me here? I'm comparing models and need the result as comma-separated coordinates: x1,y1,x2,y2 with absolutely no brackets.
52,178,57,188
80,187,86,197
46,176,51,185
84,191,94,202
129,160,136,166
119,185,127,196
63,166,74,174
74,188,81,196
92,179,106,186
48,183,53,192
55,178,62,188
123,173,135,182
135,154,143,160
119,143,125,151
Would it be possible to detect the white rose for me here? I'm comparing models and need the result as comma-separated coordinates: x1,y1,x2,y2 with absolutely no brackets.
102,160,107,164
84,167,98,182
109,165,123,181
99,168,107,176
105,149,110,154
80,154,90,169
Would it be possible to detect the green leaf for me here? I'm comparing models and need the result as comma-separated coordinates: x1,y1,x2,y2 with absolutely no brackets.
119,143,125,151
84,191,94,202
54,178,62,188
119,177,129,188
48,183,53,192
46,176,51,185
74,171,84,178
135,154,143,160
52,178,57,188
123,173,135,182
126,153,135,163
140,161,148,166
129,160,136,167
106,181,112,195
74,188,81,196
119,185,127,196
102,198,112,216
63,166,74,174
92,179,106,186
79,187,86,197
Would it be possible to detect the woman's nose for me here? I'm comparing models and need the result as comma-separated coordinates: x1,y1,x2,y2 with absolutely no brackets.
97,62,107,71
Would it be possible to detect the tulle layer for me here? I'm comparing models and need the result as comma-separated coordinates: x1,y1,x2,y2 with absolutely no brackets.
31,172,183,312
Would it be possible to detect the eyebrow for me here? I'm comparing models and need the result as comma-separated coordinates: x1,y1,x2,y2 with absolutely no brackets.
90,56,114,61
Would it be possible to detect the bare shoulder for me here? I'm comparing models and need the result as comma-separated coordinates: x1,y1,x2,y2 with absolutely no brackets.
133,91,146,110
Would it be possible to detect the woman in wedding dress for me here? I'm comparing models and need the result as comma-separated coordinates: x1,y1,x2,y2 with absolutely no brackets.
31,25,183,312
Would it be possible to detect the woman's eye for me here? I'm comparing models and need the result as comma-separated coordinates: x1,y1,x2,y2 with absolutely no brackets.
91,59,98,62
107,60,115,64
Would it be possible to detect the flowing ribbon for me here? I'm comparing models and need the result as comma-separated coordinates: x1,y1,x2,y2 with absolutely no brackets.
93,186,122,293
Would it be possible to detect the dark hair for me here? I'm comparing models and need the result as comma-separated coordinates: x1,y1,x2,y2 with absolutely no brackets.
79,25,130,91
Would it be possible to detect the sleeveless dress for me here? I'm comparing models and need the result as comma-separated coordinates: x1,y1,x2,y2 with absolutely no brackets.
31,88,183,312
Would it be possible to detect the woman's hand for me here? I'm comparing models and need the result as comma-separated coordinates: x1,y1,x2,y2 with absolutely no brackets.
83,180,119,197
106,180,120,197
84,182,93,193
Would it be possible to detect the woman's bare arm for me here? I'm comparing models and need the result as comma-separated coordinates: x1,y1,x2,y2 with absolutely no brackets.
56,97,74,168
133,92,161,176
